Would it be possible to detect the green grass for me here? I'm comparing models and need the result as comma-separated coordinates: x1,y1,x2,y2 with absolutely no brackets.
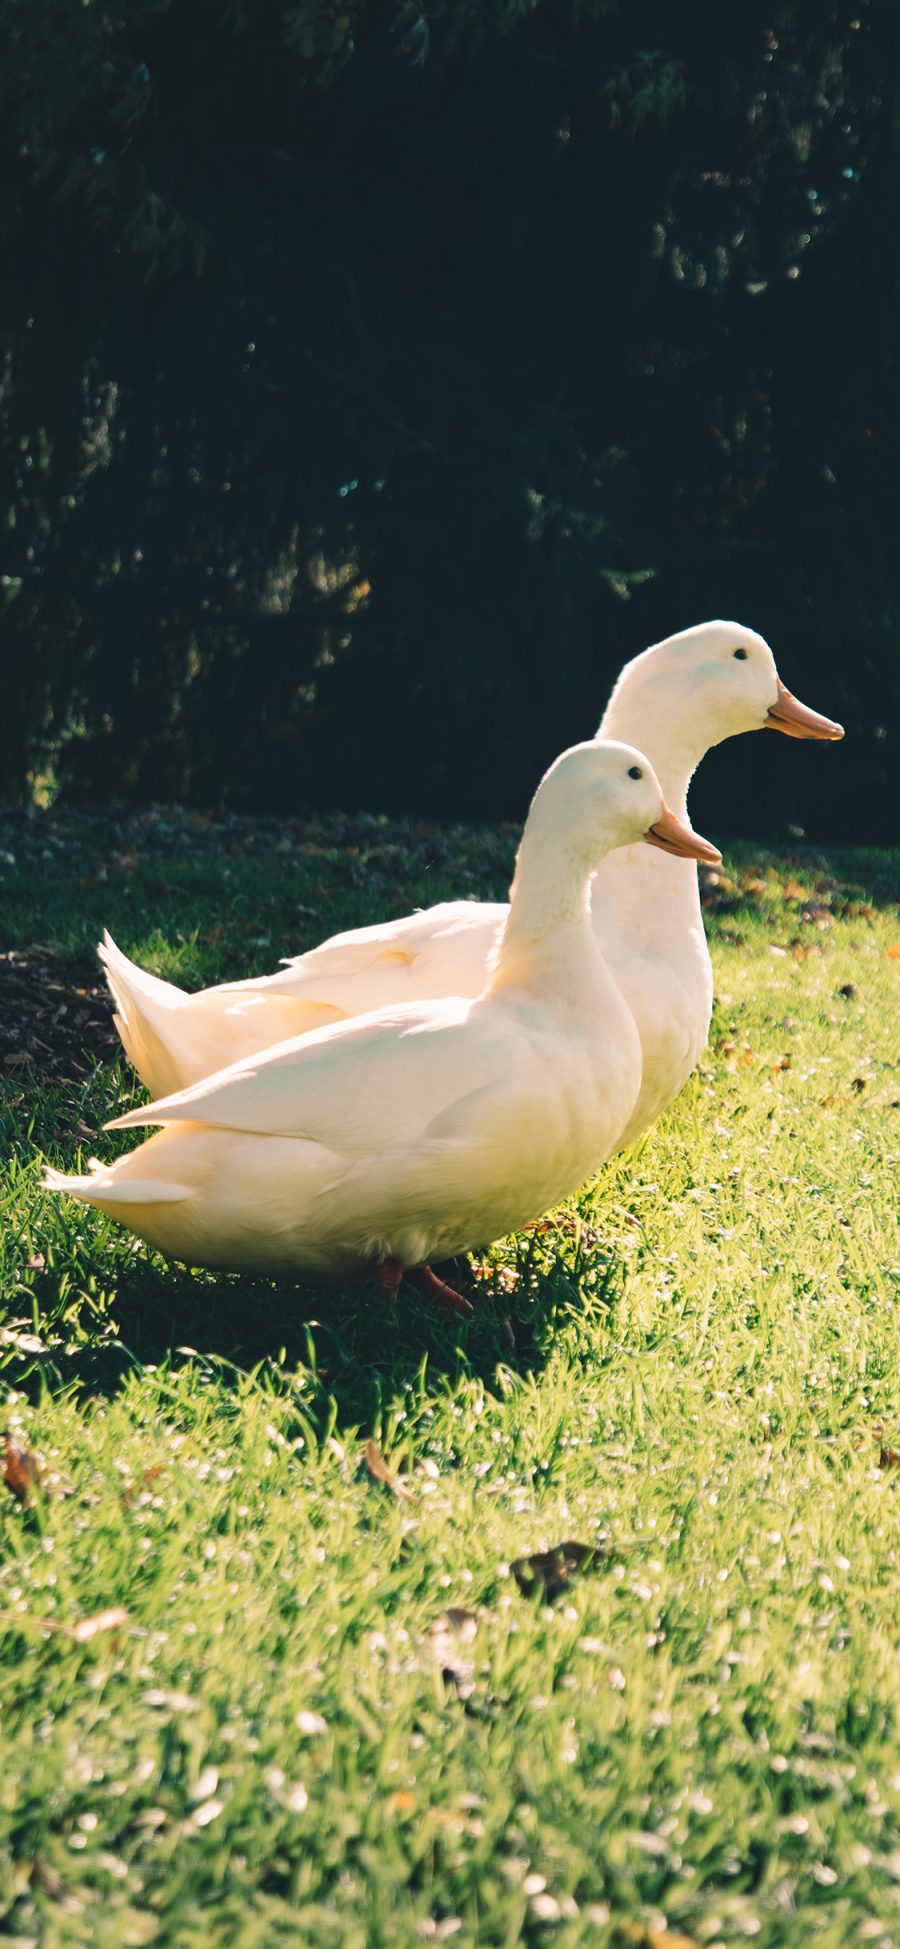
1,806,900,1947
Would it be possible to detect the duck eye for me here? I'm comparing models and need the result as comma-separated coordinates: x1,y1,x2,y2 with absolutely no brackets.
628,765,642,780
733,647,748,660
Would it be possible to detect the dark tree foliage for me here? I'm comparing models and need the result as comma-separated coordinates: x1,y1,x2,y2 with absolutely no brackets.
1,0,898,839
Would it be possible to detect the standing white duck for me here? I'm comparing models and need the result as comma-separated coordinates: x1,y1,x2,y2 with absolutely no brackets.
99,621,843,1145
47,743,719,1311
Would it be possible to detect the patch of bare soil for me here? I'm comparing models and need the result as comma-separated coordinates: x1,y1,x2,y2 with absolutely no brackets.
0,949,118,1085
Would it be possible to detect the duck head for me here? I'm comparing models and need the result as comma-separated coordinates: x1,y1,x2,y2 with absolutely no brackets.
525,739,722,874
602,621,843,787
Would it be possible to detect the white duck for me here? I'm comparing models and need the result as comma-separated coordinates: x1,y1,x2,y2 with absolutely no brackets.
47,743,719,1312
99,621,843,1147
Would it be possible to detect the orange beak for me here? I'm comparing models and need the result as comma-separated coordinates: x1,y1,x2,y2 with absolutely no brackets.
766,678,844,741
644,802,722,865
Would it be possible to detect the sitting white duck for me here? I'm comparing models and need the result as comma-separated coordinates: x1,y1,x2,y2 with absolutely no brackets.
47,743,719,1313
99,620,843,1147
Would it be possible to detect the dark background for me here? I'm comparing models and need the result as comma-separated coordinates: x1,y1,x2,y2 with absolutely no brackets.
2,0,898,842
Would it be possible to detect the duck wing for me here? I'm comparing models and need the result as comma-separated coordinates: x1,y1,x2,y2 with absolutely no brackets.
107,997,519,1158
257,901,508,1000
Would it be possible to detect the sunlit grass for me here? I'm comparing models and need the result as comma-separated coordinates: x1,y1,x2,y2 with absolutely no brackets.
1,811,899,1946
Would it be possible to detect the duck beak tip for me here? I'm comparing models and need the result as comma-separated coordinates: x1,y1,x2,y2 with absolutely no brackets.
645,805,721,865
767,679,844,742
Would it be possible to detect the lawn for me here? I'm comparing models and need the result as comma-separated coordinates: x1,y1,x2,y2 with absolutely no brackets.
1,804,899,1949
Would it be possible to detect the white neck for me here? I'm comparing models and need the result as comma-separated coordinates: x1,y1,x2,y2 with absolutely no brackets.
598,690,704,817
591,692,705,949
488,824,617,1011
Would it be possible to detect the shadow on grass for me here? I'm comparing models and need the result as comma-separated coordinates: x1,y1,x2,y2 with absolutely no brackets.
4,1057,623,1437
11,1237,621,1438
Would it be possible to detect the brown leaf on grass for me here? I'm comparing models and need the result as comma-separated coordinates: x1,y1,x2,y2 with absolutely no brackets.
878,1445,900,1470
362,1439,414,1501
4,1436,42,1504
120,1463,167,1505
71,1606,129,1643
3,1435,72,1504
510,1540,604,1600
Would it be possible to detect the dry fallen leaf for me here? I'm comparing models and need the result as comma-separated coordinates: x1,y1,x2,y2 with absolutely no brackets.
362,1439,414,1501
878,1445,900,1470
3,1435,72,1505
510,1540,604,1599
121,1463,166,1505
4,1435,42,1505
